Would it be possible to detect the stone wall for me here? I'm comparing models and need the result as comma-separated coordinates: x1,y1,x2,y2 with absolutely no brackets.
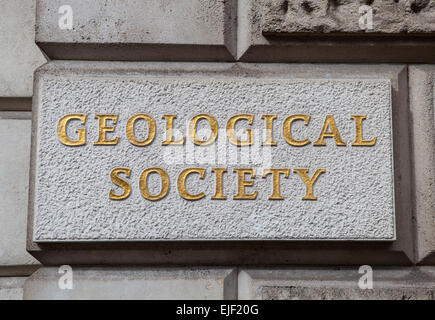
0,0,45,299
0,0,434,299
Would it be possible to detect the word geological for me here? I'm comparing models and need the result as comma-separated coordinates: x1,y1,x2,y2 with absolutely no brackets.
57,113,376,147
56,113,377,202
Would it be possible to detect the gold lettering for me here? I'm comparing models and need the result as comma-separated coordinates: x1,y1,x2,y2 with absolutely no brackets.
351,115,376,146
94,114,119,145
139,168,169,201
211,168,227,200
294,169,326,200
283,115,311,147
177,168,206,200
162,115,185,145
188,114,218,146
226,114,254,146
126,114,156,146
57,114,86,146
109,168,131,200
313,115,346,146
261,115,277,146
262,169,290,200
233,168,257,200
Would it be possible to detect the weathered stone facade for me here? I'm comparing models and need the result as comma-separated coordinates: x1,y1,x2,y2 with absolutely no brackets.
0,0,434,300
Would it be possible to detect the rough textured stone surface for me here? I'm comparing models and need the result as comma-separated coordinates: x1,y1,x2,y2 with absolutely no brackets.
0,119,40,274
409,66,435,265
238,0,435,62
31,62,394,242
36,0,237,61
24,267,236,300
0,277,26,300
239,268,435,300
0,0,46,97
262,0,435,35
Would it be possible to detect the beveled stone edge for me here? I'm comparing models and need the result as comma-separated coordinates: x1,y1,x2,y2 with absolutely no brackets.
409,65,435,265
238,267,435,299
35,0,238,62
237,0,435,63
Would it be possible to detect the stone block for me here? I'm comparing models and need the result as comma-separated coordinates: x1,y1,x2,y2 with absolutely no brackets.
35,0,237,61
0,118,40,275
27,62,413,265
0,112,32,120
31,63,395,242
24,267,237,300
0,277,26,300
238,0,435,62
0,0,46,97
409,66,435,265
239,267,435,300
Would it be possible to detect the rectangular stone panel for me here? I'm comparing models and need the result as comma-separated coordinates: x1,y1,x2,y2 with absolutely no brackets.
36,0,236,61
239,267,435,300
24,267,236,300
29,62,395,242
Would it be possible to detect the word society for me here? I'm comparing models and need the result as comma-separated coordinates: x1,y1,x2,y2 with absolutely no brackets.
56,113,377,201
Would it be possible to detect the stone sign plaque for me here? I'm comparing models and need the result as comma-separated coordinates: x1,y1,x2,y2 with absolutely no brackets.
30,65,395,241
